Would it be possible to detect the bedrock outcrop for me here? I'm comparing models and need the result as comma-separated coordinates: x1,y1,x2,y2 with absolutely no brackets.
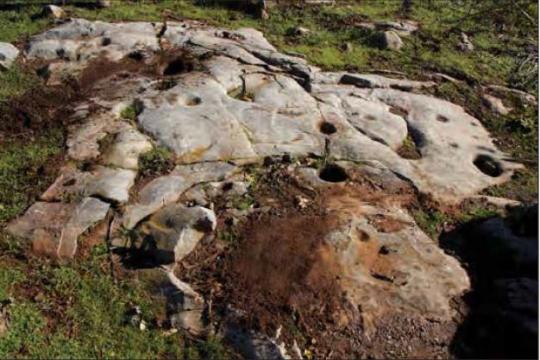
4,18,524,358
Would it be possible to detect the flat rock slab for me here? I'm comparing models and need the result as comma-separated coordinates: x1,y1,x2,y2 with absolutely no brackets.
4,18,510,356
41,165,136,204
7,197,109,258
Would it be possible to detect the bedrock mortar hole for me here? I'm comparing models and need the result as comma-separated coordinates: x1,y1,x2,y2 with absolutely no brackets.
474,154,504,177
319,121,337,135
186,96,202,106
163,58,194,76
437,115,449,123
319,164,348,183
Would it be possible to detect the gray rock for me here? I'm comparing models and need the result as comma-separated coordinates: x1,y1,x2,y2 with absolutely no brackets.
7,197,109,258
292,26,310,36
0,42,19,69
312,84,521,202
482,94,511,115
166,271,206,335
22,19,519,206
85,166,137,203
375,31,403,51
323,192,469,325
134,204,216,264
102,127,153,170
458,32,474,52
42,5,65,19
338,73,435,90
123,162,238,229
97,0,111,8
222,310,290,360
374,20,419,36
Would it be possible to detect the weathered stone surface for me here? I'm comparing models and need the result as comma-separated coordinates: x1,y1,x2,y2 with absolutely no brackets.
41,165,135,203
297,166,469,330
85,166,136,203
181,180,249,206
458,32,474,52
374,20,419,36
16,19,519,231
123,162,238,229
0,42,19,69
133,204,216,264
10,18,534,358
312,84,521,202
42,5,65,19
7,197,109,258
482,93,511,115
338,73,436,90
222,311,291,360
27,19,159,62
102,127,152,169
375,30,403,51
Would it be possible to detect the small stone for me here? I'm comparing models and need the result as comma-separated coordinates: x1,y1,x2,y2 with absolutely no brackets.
0,42,19,70
134,204,216,264
482,94,511,115
375,31,403,51
96,0,111,8
295,195,310,209
458,32,474,52
341,42,353,52
42,5,65,19
292,26,311,36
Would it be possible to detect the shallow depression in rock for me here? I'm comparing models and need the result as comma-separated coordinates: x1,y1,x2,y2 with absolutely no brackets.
319,164,348,182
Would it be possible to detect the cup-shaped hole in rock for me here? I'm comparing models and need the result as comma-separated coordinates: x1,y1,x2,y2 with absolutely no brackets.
163,58,194,76
437,115,449,123
474,154,504,177
186,96,202,106
319,164,348,183
319,121,337,135
155,78,178,91
128,51,144,62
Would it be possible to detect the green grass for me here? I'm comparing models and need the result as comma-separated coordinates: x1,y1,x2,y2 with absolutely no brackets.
0,65,38,103
0,1,536,356
0,6,48,43
412,205,500,240
0,128,64,224
138,146,174,177
120,104,137,121
0,242,229,359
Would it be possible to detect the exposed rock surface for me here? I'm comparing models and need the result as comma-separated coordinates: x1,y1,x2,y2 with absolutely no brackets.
482,93,512,115
3,18,528,359
375,30,403,50
0,42,19,69
7,197,109,257
43,5,66,19
132,204,216,264
20,18,518,203
458,32,475,52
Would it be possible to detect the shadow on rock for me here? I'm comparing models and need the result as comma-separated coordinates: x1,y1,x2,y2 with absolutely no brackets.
440,204,538,359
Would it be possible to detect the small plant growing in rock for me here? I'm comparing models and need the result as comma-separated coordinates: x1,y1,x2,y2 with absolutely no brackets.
120,105,137,121
138,146,175,177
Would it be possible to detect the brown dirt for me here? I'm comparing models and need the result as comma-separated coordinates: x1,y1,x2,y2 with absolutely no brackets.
176,162,423,358
1,47,201,139
221,213,344,331
175,164,366,357
367,213,410,233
